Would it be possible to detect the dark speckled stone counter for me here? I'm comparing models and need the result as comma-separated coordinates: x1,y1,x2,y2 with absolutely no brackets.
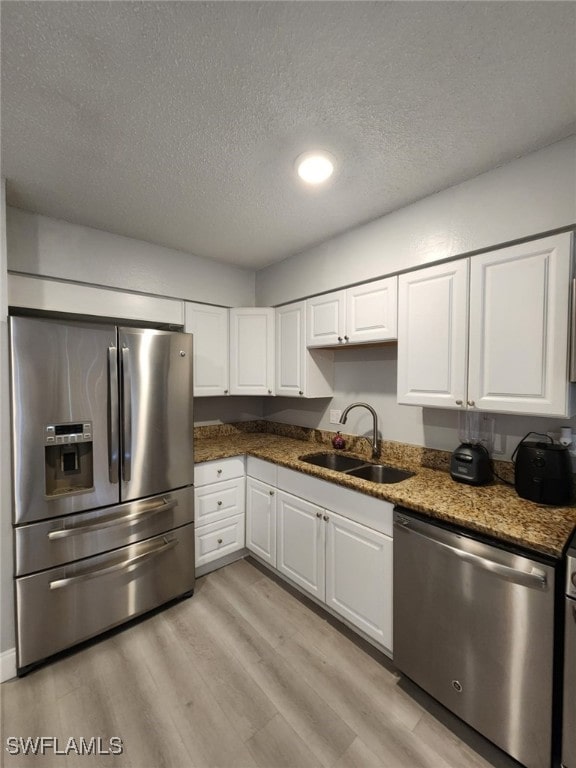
194,423,576,559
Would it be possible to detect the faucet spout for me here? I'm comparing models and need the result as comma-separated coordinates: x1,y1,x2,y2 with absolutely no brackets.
339,402,380,460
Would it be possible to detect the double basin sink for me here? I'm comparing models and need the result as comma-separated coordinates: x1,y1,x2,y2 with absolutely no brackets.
300,452,414,484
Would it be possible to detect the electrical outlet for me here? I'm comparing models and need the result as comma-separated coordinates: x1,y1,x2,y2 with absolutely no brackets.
329,409,342,424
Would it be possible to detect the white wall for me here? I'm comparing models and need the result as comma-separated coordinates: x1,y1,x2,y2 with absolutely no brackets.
260,138,576,460
0,181,16,665
7,207,255,307
263,345,576,461
256,136,576,306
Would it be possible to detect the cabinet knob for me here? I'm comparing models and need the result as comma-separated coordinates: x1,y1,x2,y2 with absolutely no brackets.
344,335,349,342
269,490,275,496
268,389,272,394
299,390,303,396
217,538,223,545
338,336,343,342
467,400,475,407
217,469,222,475
323,515,329,522
316,512,322,518
224,389,228,395
455,399,463,406
217,500,222,506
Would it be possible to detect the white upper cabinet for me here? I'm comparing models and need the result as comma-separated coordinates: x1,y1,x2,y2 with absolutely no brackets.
397,260,469,409
468,234,574,416
306,290,346,347
345,277,398,344
275,301,333,398
397,233,575,417
184,302,229,397
306,277,398,347
229,307,275,396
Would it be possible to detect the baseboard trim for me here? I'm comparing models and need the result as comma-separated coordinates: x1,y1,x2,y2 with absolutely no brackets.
0,647,17,682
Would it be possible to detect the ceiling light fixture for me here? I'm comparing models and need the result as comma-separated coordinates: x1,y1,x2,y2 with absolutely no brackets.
296,151,335,185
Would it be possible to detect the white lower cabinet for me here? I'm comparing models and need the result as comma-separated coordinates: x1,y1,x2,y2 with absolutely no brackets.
325,511,393,649
248,464,393,652
194,457,246,571
246,477,277,567
277,491,326,601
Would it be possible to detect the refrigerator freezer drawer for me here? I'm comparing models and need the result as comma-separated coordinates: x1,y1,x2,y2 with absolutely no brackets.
16,523,195,671
15,486,194,576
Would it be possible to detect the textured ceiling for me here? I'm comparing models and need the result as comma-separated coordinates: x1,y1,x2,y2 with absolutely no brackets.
2,1,575,269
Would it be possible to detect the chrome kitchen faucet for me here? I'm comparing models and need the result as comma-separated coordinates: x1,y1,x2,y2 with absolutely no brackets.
339,402,380,460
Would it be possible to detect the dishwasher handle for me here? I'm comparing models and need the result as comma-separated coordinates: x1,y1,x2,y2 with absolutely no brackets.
394,519,548,590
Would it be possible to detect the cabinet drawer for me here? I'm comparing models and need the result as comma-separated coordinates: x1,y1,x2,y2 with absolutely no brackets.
194,477,245,527
194,456,245,486
195,514,245,567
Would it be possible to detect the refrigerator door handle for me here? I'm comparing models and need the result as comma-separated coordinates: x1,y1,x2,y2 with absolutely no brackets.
121,345,132,482
49,536,178,590
47,497,178,540
107,345,119,484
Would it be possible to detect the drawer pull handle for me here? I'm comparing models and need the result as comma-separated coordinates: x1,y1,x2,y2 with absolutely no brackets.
49,537,177,589
48,498,178,540
217,538,223,544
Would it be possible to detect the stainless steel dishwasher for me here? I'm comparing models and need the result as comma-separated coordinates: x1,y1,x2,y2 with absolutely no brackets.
562,531,576,768
393,508,557,768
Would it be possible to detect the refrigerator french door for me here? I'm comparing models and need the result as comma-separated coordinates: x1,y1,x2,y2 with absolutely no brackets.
10,315,195,673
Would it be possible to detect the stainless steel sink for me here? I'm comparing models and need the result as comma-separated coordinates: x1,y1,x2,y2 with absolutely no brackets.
346,464,414,484
300,452,414,484
299,453,368,471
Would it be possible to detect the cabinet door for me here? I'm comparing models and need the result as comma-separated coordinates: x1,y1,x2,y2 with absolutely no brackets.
275,301,305,397
276,301,334,398
246,477,276,567
276,491,325,600
306,291,346,347
229,308,275,395
346,277,397,343
397,260,469,408
184,303,229,397
468,234,573,416
325,511,393,649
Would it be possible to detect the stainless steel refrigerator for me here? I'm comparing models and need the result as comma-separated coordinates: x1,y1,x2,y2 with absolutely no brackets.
10,315,195,674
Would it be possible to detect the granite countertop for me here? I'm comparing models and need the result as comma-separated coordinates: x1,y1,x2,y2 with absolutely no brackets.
194,430,576,559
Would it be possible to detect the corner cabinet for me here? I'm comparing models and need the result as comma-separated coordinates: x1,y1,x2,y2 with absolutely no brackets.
246,457,278,567
184,302,229,397
275,301,333,397
397,233,575,417
229,308,275,396
306,277,397,347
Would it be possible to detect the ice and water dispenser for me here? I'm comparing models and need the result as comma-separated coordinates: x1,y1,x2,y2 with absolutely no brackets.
44,421,94,498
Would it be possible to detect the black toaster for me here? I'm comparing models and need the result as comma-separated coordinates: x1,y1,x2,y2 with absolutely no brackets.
450,443,493,486
514,441,572,505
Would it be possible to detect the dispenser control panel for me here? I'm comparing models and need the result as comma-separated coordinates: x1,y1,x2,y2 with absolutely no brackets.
44,421,92,445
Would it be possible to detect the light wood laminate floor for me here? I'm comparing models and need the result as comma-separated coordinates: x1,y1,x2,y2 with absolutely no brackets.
1,559,521,768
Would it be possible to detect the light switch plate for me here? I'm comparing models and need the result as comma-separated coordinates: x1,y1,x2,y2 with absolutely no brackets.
329,409,342,424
